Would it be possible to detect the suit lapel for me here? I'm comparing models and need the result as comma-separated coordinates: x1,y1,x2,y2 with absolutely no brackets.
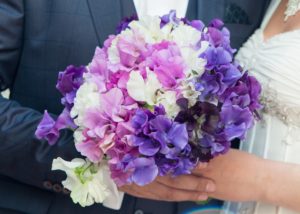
120,0,137,17
186,0,197,20
87,0,136,46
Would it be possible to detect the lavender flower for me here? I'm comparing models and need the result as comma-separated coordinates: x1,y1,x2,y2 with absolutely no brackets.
121,106,195,184
116,14,138,34
160,10,181,27
35,111,59,145
56,65,85,109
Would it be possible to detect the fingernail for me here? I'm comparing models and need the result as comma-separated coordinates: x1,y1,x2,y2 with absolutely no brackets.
198,162,208,169
206,182,216,192
198,194,208,201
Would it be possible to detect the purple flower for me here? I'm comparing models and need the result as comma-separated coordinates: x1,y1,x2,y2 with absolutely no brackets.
155,152,196,176
129,157,158,186
35,109,76,145
220,71,262,113
149,115,188,151
201,47,232,69
200,134,230,156
116,14,138,34
183,19,205,31
220,105,254,141
131,109,148,130
242,72,262,112
208,19,224,29
35,111,59,145
56,65,85,108
196,64,242,101
55,108,77,130
160,10,181,27
124,106,195,179
131,110,188,156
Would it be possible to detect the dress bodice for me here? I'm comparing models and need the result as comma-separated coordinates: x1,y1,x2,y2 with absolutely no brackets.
236,27,300,128
224,1,300,213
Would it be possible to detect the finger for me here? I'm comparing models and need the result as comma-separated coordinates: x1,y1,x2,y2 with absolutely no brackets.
156,174,216,193
154,182,208,202
120,182,208,202
192,162,209,175
197,162,208,170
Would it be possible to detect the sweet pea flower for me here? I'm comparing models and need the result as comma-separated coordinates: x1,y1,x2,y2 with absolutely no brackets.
147,41,186,88
52,158,124,210
127,68,162,105
156,90,180,118
127,157,158,186
129,16,172,44
35,111,59,145
70,82,101,126
220,105,254,141
116,14,138,34
56,65,86,108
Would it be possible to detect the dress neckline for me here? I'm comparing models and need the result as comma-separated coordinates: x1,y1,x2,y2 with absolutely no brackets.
261,0,300,43
259,28,300,44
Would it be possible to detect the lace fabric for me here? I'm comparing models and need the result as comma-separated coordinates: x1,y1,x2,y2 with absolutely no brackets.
260,85,300,127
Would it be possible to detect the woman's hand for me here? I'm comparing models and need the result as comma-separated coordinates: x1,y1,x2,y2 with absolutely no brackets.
194,149,300,212
120,168,216,202
193,149,266,202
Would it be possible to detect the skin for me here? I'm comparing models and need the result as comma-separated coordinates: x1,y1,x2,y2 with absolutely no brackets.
119,163,215,202
120,0,300,207
264,0,300,42
195,149,300,212
195,1,300,211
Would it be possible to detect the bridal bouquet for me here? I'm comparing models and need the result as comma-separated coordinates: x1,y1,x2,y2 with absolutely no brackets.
35,11,261,209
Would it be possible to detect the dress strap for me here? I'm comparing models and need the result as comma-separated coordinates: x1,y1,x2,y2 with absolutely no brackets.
260,0,281,30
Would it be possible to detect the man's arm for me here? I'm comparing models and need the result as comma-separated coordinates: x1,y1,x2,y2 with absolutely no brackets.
0,0,78,190
0,0,216,202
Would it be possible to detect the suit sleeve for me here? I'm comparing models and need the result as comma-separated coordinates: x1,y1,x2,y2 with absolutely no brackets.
0,0,78,190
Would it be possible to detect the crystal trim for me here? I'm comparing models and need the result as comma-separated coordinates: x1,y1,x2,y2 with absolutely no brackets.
284,0,300,21
260,86,300,127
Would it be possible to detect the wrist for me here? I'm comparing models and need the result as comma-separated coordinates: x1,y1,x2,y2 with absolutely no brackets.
255,158,274,203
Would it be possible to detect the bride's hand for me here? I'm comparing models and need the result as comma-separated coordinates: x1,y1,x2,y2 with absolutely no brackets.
193,149,266,202
120,169,216,202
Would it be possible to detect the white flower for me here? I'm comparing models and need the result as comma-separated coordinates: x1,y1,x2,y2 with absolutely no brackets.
129,16,172,44
73,129,85,144
171,24,201,47
156,90,180,118
180,47,207,76
127,68,162,105
181,41,209,76
52,158,124,210
107,36,120,65
70,81,101,126
180,80,201,107
171,24,209,75
107,29,135,67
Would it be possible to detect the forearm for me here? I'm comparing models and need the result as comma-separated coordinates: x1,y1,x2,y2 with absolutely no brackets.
0,95,78,189
260,159,300,212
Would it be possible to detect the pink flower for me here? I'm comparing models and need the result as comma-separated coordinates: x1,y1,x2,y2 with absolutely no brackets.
75,137,104,163
146,41,186,88
84,109,115,139
117,31,147,68
87,47,110,92
103,35,116,52
89,47,109,78
100,88,126,122
76,88,137,163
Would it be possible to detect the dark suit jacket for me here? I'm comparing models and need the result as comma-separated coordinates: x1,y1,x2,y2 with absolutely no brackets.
0,0,269,213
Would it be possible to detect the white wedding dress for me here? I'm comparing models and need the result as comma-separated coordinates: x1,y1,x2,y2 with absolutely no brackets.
223,0,300,214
